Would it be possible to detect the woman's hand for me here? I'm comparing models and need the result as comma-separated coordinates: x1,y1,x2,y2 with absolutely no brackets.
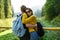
26,24,37,28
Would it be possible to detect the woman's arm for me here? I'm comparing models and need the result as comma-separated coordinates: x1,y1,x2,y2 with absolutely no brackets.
22,13,37,28
26,24,37,28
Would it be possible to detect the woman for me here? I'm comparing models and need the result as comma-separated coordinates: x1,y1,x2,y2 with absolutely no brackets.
22,8,39,40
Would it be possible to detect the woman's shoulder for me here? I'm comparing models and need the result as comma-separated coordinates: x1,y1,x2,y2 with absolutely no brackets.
28,15,36,20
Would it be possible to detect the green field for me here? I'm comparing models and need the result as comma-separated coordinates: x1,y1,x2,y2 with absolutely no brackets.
0,18,14,27
0,18,60,40
0,29,19,40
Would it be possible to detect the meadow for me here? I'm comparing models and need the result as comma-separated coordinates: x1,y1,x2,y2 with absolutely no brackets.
0,18,60,40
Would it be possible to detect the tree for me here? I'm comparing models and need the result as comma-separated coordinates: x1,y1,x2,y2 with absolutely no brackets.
35,9,42,18
44,0,60,21
0,0,5,19
4,0,8,18
7,0,13,18
0,0,13,19
4,0,13,18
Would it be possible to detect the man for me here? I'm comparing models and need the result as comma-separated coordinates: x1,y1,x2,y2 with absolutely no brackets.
18,5,30,40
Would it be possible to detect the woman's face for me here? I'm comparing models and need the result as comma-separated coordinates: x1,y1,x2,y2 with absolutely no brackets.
26,9,32,16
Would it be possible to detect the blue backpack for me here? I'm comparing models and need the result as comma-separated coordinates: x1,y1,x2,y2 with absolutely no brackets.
12,15,26,37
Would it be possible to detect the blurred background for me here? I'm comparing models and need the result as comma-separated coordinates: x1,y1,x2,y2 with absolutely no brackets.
0,0,60,40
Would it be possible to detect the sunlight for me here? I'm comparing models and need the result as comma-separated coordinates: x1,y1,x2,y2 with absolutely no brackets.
11,0,46,13
0,29,12,36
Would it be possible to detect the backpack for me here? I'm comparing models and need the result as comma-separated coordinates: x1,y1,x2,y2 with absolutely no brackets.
37,22,45,37
12,15,26,37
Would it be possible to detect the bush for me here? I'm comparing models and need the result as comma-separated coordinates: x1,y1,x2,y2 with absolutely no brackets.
51,14,60,27
44,0,60,21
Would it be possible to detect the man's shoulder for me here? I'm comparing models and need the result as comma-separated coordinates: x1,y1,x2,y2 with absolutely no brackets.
30,15,36,18
22,13,27,16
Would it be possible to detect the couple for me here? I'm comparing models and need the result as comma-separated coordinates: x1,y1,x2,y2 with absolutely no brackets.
19,5,39,40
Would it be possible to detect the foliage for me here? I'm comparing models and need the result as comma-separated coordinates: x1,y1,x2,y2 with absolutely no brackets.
34,9,42,18
37,18,60,40
37,18,56,27
42,31,60,40
0,0,13,19
0,18,60,40
0,18,14,27
51,14,60,27
44,0,60,21
0,0,5,19
0,33,19,40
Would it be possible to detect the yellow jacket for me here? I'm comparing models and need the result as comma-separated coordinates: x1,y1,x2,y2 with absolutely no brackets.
22,13,37,32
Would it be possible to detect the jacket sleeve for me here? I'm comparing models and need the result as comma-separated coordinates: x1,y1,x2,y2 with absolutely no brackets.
22,13,36,24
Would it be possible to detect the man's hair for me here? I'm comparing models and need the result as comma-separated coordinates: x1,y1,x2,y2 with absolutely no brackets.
21,5,26,12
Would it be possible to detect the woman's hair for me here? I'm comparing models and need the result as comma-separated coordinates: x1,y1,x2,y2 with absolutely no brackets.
21,5,26,12
25,8,33,16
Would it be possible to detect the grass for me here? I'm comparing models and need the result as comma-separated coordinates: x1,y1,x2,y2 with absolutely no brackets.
0,18,19,40
0,27,19,40
37,18,56,27
0,29,12,36
0,18,15,27
0,18,60,40
0,29,19,40
0,18,14,33
37,18,60,40
0,29,60,40
0,17,57,27
0,33,19,40
42,30,60,40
